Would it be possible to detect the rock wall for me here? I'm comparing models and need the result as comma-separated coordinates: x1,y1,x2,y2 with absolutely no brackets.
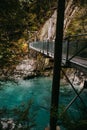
38,0,79,41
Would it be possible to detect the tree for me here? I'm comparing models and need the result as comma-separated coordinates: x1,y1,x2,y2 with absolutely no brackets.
0,0,26,42
0,0,30,78
50,0,65,130
0,0,57,74
66,0,87,35
73,0,87,6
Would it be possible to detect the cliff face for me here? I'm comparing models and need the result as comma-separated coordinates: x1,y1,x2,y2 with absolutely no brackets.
38,0,79,41
38,10,57,41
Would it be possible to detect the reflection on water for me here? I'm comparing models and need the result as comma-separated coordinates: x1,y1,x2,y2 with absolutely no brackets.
0,77,87,129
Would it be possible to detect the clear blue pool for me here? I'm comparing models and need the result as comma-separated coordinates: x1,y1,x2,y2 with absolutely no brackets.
0,77,87,130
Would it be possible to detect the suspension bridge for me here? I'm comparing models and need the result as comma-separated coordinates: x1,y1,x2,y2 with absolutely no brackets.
29,33,87,127
29,33,87,75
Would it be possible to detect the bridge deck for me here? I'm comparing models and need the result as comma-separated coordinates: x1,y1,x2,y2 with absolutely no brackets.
63,57,87,75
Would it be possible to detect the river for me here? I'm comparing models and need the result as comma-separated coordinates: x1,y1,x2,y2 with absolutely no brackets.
0,77,87,130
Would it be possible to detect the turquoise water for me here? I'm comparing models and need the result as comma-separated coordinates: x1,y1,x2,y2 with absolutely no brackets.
0,77,87,129
0,77,52,129
0,77,52,109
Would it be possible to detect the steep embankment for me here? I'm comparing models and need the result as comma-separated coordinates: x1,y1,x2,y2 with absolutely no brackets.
38,1,87,40
38,0,79,41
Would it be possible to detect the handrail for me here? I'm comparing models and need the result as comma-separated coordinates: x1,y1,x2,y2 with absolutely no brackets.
63,33,87,64
64,33,87,40
29,33,87,73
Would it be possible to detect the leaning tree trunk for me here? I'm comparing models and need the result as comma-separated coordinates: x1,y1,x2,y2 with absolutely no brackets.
50,0,65,130
64,0,79,34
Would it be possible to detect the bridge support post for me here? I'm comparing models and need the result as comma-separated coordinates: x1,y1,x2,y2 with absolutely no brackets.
84,80,87,89
43,41,44,54
47,40,49,56
66,36,70,65
50,0,65,130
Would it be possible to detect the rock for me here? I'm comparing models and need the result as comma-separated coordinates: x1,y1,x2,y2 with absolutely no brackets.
0,118,15,130
23,74,36,80
13,59,38,80
1,121,8,129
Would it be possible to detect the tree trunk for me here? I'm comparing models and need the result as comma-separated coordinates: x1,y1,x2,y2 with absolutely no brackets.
50,0,65,130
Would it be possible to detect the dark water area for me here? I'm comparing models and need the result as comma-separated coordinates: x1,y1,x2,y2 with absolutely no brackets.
0,77,87,130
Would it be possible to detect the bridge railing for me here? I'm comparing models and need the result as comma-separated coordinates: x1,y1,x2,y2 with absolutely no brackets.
30,40,54,57
29,33,87,67
63,33,87,64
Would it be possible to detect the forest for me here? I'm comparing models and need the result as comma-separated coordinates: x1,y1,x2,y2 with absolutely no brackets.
0,0,58,77
0,0,87,74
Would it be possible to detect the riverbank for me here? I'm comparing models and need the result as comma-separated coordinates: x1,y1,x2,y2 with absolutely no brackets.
0,56,53,81
12,57,53,80
0,56,86,88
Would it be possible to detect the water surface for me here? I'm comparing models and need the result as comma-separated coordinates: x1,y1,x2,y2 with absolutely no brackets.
0,77,87,129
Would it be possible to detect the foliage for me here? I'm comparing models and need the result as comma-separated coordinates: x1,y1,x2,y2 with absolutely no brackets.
0,0,28,76
70,120,87,130
0,99,37,130
73,0,87,7
67,10,87,35
14,99,37,129
27,0,57,30
0,0,57,77
59,103,87,130
0,0,26,42
66,1,87,35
